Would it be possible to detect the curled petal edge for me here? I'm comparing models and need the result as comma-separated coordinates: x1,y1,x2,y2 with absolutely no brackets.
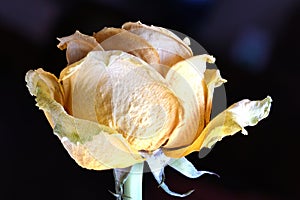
163,96,272,158
57,30,104,65
203,69,227,125
93,27,160,65
122,21,193,66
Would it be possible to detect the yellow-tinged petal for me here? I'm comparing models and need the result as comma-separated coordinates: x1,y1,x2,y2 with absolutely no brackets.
62,55,113,126
204,69,227,125
59,50,182,151
122,21,193,66
58,59,85,115
163,55,215,149
25,69,144,170
57,30,104,65
25,68,64,128
101,51,182,151
93,27,160,65
163,96,272,158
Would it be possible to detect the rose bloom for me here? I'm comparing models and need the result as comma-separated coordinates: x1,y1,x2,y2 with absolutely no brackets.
26,21,271,171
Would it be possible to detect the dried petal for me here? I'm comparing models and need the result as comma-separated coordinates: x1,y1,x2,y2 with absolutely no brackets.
61,50,182,151
26,68,64,127
163,55,215,149
25,69,144,170
104,51,182,151
122,21,193,66
93,27,160,64
62,54,113,126
203,69,227,125
58,59,85,115
164,96,272,158
57,30,104,65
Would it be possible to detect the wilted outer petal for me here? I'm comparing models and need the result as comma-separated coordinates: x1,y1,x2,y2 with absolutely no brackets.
25,69,144,170
26,68,65,128
61,50,182,151
93,27,160,65
163,55,215,149
164,96,272,158
122,21,193,66
203,69,227,125
57,30,104,65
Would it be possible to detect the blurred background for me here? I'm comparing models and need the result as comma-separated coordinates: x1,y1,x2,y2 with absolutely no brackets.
1,0,299,199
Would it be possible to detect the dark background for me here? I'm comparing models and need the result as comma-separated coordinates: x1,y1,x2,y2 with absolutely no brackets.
1,0,299,199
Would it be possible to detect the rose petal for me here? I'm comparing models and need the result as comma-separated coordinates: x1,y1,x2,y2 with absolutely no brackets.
163,55,215,149
26,68,65,128
103,51,181,151
57,59,85,115
163,96,272,158
57,30,104,65
60,50,182,151
122,21,193,66
203,69,227,125
25,69,144,170
93,27,160,65
61,54,113,126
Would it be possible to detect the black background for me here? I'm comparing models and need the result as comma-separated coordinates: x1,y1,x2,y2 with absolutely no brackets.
1,0,299,199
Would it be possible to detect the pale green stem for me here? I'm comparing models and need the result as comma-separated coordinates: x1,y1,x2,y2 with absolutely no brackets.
123,162,144,200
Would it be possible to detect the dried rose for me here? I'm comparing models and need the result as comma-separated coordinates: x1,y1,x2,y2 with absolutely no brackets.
25,21,272,198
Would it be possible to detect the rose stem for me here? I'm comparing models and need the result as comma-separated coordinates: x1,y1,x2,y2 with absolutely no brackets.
123,162,144,200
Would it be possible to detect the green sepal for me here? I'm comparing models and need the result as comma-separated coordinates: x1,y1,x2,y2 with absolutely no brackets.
149,165,194,197
145,150,193,197
168,157,219,178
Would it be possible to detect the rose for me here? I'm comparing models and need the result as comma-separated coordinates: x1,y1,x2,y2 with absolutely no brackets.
26,21,271,172
26,21,272,198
